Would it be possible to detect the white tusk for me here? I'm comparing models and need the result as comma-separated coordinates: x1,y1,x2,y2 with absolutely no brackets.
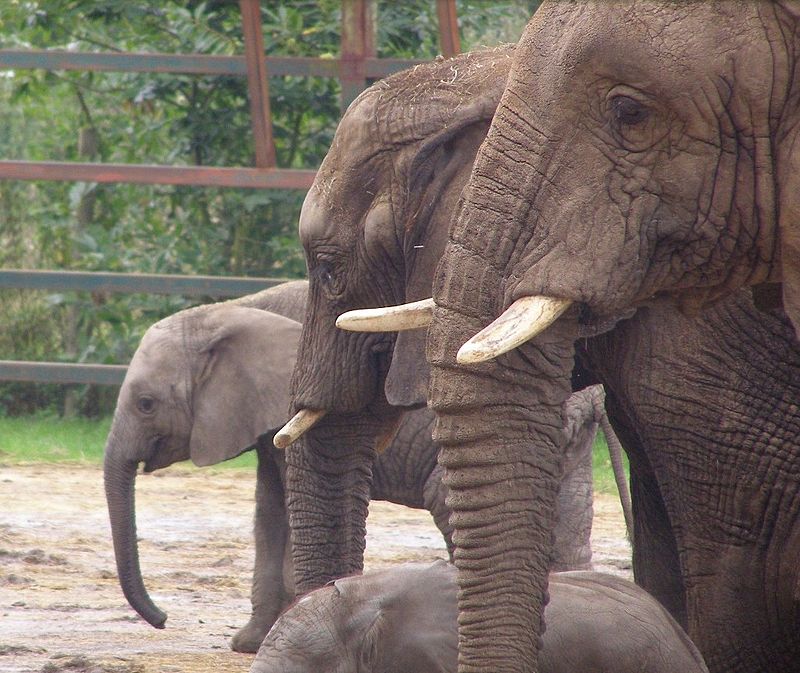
456,296,573,365
273,408,327,449
336,298,435,332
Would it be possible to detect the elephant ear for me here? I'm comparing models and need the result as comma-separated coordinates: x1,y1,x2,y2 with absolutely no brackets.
189,307,301,466
777,1,800,338
779,128,800,339
385,110,503,407
333,562,457,673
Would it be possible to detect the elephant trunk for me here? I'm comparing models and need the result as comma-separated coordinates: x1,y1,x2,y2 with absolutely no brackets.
103,444,167,628
428,305,575,672
426,124,579,669
285,412,386,593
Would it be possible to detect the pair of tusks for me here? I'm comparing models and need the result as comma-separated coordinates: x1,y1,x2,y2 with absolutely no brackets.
273,295,571,449
335,295,572,364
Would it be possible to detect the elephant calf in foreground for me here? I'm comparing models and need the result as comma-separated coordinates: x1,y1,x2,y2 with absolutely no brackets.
103,280,628,652
251,560,707,673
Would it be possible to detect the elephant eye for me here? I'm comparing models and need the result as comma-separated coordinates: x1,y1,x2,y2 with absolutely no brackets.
317,262,334,285
313,258,345,298
137,395,156,415
610,95,650,126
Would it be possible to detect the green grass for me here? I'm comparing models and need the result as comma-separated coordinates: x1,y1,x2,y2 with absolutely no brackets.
0,416,626,495
0,414,257,469
592,429,629,495
0,414,112,464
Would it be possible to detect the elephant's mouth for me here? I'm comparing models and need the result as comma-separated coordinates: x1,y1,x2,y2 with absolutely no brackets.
275,346,395,450
142,436,170,473
573,302,637,339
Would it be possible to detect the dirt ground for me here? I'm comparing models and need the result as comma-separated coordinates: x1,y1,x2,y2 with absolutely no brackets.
0,463,631,673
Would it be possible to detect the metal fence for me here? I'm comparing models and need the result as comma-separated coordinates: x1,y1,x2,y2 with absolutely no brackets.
0,0,460,386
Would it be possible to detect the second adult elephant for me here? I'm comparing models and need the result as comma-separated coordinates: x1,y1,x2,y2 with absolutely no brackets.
280,46,515,594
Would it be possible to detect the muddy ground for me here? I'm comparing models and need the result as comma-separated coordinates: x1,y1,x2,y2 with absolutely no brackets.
0,463,631,673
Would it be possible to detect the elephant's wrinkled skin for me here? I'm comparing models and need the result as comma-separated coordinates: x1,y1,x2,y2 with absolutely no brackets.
251,561,708,673
284,45,631,594
103,281,453,653
577,291,800,671
425,4,800,672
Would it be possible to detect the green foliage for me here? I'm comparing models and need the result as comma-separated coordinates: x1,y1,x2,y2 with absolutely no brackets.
0,412,259,468
0,0,534,416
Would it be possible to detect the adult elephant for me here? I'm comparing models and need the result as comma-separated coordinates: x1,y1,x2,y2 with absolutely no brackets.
373,4,800,673
280,47,514,592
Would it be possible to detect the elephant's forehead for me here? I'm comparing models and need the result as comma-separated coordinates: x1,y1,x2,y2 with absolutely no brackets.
529,1,760,84
130,325,185,373
265,587,342,650
299,188,328,240
299,176,365,249
299,91,389,243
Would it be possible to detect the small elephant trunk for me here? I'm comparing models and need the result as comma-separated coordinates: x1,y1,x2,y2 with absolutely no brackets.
103,448,167,628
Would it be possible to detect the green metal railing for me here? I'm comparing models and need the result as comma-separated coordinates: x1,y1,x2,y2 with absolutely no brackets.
0,270,292,385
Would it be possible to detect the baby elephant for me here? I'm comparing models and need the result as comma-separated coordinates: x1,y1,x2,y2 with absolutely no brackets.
251,561,708,673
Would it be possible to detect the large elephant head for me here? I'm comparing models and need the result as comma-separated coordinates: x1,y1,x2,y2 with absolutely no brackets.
279,47,513,592
103,297,301,628
416,3,800,673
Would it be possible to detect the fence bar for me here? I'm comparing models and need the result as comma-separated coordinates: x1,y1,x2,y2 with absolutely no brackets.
0,361,127,385
239,0,277,168
0,161,316,189
0,49,421,79
436,0,461,58
0,269,292,297
0,49,249,75
340,0,376,110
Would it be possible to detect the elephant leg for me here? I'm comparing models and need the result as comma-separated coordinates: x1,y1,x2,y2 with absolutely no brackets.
423,463,454,560
551,416,594,572
231,442,293,653
601,392,686,625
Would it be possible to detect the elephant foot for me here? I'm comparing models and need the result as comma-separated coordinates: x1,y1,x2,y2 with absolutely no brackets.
231,617,271,653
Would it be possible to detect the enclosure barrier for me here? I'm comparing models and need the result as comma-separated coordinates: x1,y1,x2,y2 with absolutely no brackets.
0,0,460,386
0,270,292,385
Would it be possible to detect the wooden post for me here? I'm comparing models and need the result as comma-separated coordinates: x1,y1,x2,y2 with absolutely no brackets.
340,0,376,111
240,0,277,167
436,0,461,58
